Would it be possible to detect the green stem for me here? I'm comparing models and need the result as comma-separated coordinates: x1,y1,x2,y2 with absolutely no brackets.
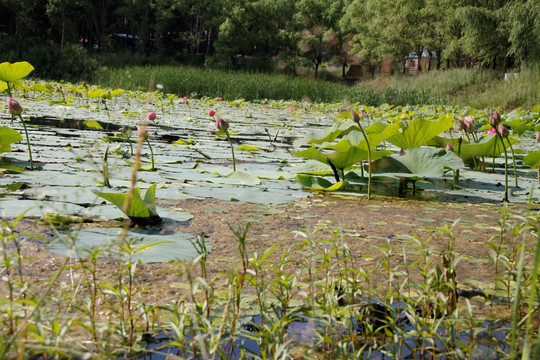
145,139,155,171
356,124,372,199
225,130,236,171
507,139,518,187
498,134,509,202
17,114,34,170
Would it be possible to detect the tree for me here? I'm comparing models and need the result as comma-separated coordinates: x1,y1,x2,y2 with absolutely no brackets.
295,0,347,78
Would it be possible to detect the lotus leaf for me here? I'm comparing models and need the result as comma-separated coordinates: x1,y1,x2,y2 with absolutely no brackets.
0,127,23,153
387,113,454,149
93,184,161,224
0,61,34,84
524,150,540,168
371,147,464,177
47,227,207,263
458,134,519,161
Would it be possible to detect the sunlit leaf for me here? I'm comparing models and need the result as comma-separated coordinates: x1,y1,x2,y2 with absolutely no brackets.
524,150,540,168
0,127,23,153
0,61,34,83
387,113,454,149
372,147,464,176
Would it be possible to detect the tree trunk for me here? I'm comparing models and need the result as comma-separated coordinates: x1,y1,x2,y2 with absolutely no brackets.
342,62,347,78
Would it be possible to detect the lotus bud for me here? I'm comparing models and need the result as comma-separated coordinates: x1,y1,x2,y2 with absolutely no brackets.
137,125,149,140
351,110,360,123
147,111,157,121
7,97,23,116
457,118,465,131
446,143,454,152
399,148,405,156
536,132,540,143
489,111,500,127
498,124,509,138
208,109,215,117
215,116,229,132
487,128,496,136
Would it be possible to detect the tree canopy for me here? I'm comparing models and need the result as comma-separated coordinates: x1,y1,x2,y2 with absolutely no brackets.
1,0,538,77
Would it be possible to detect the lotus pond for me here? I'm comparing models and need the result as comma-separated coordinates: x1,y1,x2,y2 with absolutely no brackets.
1,62,540,359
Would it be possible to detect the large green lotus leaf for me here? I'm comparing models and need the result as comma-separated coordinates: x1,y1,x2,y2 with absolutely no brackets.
524,150,540,168
344,122,401,150
0,127,23,153
0,61,34,83
387,113,454,149
459,134,519,160
295,119,358,147
93,184,159,218
46,227,207,263
372,147,464,176
294,146,330,164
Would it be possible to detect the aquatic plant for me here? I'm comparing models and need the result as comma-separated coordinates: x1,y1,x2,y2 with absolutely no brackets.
1,62,35,169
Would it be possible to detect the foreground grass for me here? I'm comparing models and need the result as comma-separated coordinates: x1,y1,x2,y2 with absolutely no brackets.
1,205,539,359
92,65,540,109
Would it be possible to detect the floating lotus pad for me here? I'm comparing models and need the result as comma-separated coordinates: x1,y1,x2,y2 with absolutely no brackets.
47,227,207,263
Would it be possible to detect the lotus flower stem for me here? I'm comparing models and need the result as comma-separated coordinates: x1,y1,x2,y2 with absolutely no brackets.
17,114,33,170
145,138,155,171
497,134,510,202
506,140,518,187
225,131,236,172
358,126,372,200
327,160,340,182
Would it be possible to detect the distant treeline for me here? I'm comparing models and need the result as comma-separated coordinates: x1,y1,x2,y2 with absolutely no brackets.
1,0,539,80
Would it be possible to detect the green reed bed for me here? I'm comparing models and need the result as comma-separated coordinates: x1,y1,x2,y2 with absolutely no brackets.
92,64,539,109
1,205,538,359
91,65,438,106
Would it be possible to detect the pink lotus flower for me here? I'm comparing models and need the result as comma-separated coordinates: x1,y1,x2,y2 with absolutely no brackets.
288,106,294,112
487,128,496,136
536,132,540,142
208,109,215,117
215,116,229,132
446,143,454,152
147,111,157,121
7,97,23,116
218,97,223,101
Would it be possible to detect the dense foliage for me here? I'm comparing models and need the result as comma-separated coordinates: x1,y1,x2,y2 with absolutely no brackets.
1,0,539,79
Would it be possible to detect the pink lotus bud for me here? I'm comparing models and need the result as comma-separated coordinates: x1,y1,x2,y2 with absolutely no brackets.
399,148,405,156
215,116,229,132
218,97,223,101
446,143,454,152
351,110,360,123
489,111,501,127
7,97,23,116
288,106,294,112
137,125,149,140
487,128,496,136
536,132,540,142
208,109,215,117
457,118,465,131
498,124,509,138
372,109,376,114
147,111,157,121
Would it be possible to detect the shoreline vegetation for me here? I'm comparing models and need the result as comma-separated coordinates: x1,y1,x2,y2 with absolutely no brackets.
91,64,539,110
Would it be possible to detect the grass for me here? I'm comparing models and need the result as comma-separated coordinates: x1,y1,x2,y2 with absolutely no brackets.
92,64,540,109
1,204,539,359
